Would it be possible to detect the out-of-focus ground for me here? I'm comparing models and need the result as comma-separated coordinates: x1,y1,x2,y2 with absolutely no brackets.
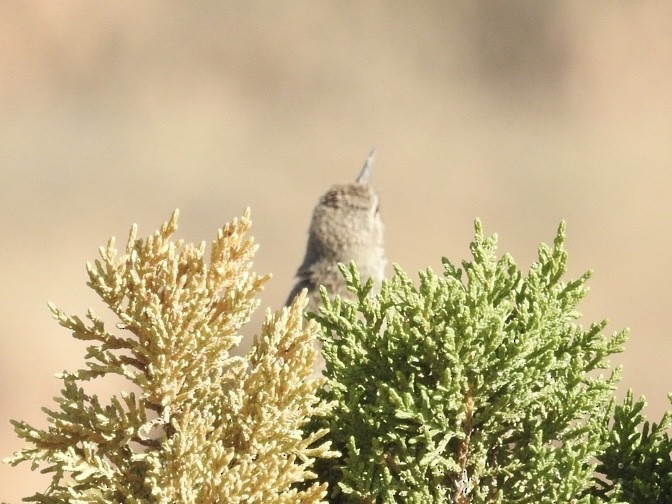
2,2,671,499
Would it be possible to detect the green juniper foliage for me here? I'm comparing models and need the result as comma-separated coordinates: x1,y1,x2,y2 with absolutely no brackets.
7,212,672,504
595,392,672,502
313,220,629,503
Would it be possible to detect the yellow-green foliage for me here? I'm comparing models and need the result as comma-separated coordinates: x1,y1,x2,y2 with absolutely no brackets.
6,210,336,503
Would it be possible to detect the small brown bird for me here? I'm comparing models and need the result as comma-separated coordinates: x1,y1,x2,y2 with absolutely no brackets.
286,151,387,314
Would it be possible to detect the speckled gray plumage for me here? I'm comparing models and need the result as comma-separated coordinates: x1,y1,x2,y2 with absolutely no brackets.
287,151,386,315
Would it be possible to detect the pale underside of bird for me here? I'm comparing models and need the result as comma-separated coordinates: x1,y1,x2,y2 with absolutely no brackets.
287,151,387,374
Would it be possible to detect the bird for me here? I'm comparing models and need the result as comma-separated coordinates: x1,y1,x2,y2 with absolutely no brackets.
286,150,386,315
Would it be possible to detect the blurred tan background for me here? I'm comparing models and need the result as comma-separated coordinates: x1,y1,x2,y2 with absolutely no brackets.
2,1,672,500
